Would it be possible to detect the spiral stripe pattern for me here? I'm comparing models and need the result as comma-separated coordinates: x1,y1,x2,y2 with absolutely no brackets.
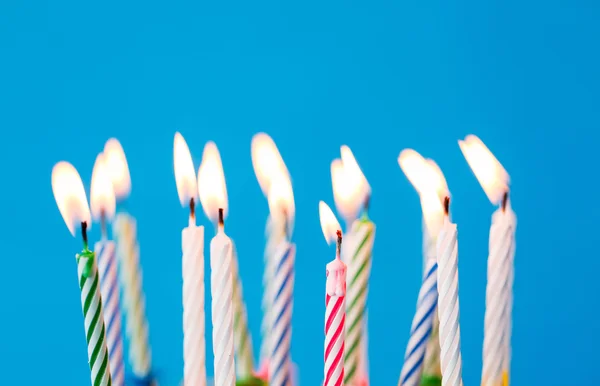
436,223,463,386
183,226,206,386
343,219,375,384
324,295,345,386
269,242,296,386
399,259,438,386
113,213,152,378
77,253,112,386
211,241,236,386
97,241,124,386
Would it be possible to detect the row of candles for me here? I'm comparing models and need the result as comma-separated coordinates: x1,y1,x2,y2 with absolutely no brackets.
51,132,515,386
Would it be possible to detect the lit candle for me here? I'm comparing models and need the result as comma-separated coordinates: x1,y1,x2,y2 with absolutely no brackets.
51,161,112,386
459,135,516,386
331,146,374,385
398,150,450,386
251,132,290,371
436,197,463,386
319,201,346,386
266,175,296,386
104,138,154,383
174,133,207,386
198,141,236,386
91,153,125,386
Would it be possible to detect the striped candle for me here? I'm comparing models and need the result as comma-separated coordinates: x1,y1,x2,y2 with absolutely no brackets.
324,240,346,386
77,246,113,386
436,199,463,386
231,243,255,379
503,228,516,386
96,240,125,386
113,213,153,379
269,240,296,386
342,213,375,384
399,258,438,386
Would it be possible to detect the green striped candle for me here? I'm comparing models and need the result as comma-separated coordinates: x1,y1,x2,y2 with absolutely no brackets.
77,224,113,386
231,244,255,379
342,212,375,384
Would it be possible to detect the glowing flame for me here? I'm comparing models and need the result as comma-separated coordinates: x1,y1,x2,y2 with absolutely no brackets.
267,173,295,235
173,132,198,207
458,134,509,204
90,153,116,222
398,149,449,198
420,192,444,236
426,159,449,200
251,132,289,197
340,145,371,198
331,157,366,223
319,201,341,245
52,161,91,236
103,138,131,200
198,141,228,223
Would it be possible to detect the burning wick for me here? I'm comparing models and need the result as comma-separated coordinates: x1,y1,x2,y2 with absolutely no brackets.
336,230,343,259
443,196,450,217
502,191,509,212
189,198,196,220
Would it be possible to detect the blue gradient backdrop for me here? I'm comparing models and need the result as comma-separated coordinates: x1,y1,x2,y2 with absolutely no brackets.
1,0,599,384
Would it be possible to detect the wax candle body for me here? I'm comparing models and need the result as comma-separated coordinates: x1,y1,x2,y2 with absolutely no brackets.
436,219,463,386
324,258,346,386
269,240,296,386
113,212,153,379
182,222,206,386
231,243,255,378
77,250,112,386
210,230,236,386
342,215,375,384
399,258,438,386
96,240,125,386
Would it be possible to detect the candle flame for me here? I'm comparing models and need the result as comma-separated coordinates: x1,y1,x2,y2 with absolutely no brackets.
340,145,371,197
458,134,509,204
103,138,131,200
319,201,341,245
90,153,116,222
267,173,295,235
198,141,228,223
398,149,449,198
251,132,289,197
173,132,198,207
426,159,449,201
421,192,444,236
331,155,366,223
52,161,91,236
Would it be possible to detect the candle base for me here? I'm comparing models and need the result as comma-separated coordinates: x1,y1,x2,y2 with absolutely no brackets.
128,373,158,386
420,374,442,386
236,376,268,386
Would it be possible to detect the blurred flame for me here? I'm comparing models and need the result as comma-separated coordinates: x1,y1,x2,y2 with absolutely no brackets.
103,138,131,200
267,174,295,235
398,149,449,199
90,153,116,222
421,193,444,236
458,134,509,204
340,145,371,198
331,158,365,223
52,161,91,236
251,132,289,197
198,141,228,223
319,201,341,245
426,159,449,201
173,132,198,206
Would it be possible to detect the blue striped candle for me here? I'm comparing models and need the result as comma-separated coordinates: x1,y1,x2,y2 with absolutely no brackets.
96,239,125,386
399,258,439,386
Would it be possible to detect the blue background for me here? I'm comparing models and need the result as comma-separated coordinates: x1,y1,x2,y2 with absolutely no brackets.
1,0,599,384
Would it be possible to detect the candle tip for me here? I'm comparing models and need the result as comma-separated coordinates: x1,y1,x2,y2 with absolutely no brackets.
501,191,508,212
218,207,224,226
336,230,342,258
363,194,370,213
189,197,196,220
100,209,107,239
443,196,450,216
81,221,89,246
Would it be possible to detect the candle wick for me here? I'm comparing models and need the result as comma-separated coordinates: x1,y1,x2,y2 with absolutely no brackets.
443,196,450,216
100,209,107,240
501,191,509,212
336,230,343,259
363,194,370,214
189,198,196,221
282,208,289,239
81,221,89,248
218,208,224,231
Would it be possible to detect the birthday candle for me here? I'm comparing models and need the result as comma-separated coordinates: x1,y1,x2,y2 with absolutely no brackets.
198,142,236,386
318,202,346,386
266,177,296,386
459,135,516,386
231,244,255,378
436,198,463,386
52,162,112,386
91,153,125,386
331,146,374,385
174,132,207,386
104,138,153,381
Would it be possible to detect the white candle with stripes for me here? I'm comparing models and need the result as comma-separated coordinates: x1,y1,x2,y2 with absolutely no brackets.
174,132,207,386
52,161,112,386
198,141,236,386
436,197,463,386
459,135,515,386
319,201,346,386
